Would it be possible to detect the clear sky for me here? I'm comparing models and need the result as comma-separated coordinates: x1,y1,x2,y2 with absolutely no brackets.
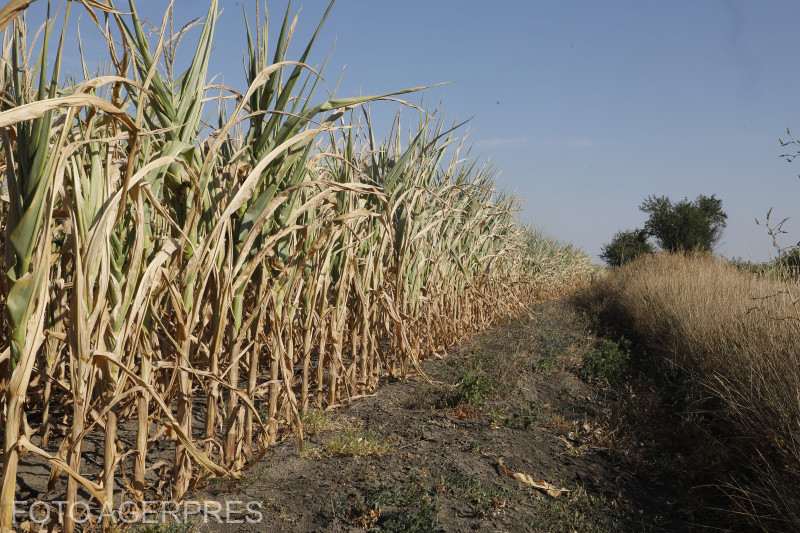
23,0,800,262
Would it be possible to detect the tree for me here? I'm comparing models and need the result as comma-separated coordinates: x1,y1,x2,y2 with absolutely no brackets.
600,228,654,267
777,247,800,278
639,194,727,252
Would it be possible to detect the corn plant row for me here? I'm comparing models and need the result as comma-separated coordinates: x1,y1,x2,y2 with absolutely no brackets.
0,1,593,531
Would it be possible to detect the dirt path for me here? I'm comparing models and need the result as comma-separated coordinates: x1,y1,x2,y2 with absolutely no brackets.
184,298,730,533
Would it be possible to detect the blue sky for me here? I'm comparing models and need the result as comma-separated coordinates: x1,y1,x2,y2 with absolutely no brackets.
24,0,800,262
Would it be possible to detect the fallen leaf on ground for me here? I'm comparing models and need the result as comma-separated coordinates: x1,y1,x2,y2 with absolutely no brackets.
497,458,570,498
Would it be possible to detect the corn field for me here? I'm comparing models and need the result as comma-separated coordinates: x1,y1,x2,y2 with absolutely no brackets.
0,1,592,530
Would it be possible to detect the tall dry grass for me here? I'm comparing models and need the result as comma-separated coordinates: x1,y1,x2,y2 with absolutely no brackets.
590,252,800,529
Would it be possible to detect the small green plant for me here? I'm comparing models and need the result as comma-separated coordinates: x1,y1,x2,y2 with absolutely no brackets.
407,383,448,411
533,352,558,373
324,428,393,457
378,502,442,533
246,465,269,484
333,470,444,532
527,485,624,533
447,368,495,408
490,406,540,430
581,338,631,384
438,469,520,518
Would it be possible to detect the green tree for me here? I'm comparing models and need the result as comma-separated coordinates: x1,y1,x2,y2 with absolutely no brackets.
600,228,654,267
776,247,800,278
640,194,727,252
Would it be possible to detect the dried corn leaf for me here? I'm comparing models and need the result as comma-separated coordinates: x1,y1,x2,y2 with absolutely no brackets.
498,458,570,498
0,94,136,131
0,0,37,33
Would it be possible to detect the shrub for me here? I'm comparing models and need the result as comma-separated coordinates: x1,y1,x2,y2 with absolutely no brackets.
600,229,654,267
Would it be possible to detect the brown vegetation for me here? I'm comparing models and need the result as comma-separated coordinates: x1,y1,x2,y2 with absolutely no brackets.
584,252,800,530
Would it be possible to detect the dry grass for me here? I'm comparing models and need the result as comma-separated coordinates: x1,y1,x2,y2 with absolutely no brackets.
299,409,341,437
586,252,800,530
322,428,394,458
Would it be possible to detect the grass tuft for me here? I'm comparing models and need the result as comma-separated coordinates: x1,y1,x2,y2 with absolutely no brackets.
300,409,338,436
323,428,394,457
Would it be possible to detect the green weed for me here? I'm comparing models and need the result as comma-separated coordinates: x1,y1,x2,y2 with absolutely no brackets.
490,406,540,430
438,469,520,518
406,383,448,411
447,368,495,408
527,485,624,533
333,470,443,532
581,338,631,384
